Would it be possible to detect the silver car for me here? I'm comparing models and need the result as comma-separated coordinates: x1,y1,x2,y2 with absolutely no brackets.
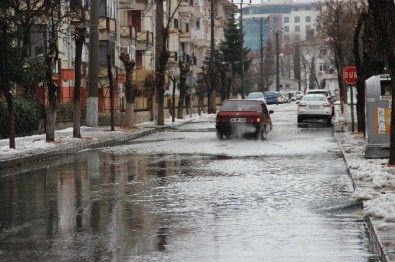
297,94,333,124
246,92,267,104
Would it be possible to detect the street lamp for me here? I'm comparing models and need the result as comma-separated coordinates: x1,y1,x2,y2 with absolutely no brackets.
271,28,282,92
253,17,265,92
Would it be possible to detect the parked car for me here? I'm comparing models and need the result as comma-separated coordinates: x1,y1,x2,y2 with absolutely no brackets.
297,94,333,124
277,92,288,103
263,91,279,105
306,89,334,104
306,89,334,115
216,99,273,140
246,92,267,104
291,91,304,101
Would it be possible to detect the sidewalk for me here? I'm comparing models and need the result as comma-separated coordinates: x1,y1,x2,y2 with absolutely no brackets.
0,116,197,170
335,107,395,262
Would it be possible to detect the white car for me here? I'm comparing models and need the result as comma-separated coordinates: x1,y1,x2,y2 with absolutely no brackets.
297,94,333,124
306,89,333,104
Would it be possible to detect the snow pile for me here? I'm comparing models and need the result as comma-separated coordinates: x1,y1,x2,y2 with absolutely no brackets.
342,133,395,225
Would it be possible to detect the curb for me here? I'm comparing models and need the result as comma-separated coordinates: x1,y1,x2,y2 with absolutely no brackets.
0,127,162,171
334,131,389,262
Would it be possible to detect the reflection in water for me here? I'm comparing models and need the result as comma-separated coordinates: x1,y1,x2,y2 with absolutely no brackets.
0,151,378,261
156,227,168,252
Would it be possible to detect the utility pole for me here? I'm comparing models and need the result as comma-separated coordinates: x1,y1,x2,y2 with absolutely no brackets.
208,0,215,113
272,28,281,92
253,17,264,92
87,0,99,126
240,5,245,98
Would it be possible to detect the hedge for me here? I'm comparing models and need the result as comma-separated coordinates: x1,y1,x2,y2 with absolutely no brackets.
0,99,43,138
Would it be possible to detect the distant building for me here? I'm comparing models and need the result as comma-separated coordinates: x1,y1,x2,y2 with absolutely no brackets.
243,0,338,93
243,0,320,51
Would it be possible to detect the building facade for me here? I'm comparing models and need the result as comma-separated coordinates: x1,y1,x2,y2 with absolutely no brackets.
242,0,338,93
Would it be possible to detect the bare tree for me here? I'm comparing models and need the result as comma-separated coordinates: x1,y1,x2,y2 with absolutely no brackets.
353,4,385,134
318,0,358,109
154,0,182,125
70,1,89,138
44,3,62,142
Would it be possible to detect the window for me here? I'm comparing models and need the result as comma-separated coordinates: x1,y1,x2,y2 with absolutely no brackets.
295,25,300,32
70,0,83,10
29,25,46,57
99,0,115,18
195,18,200,30
284,26,289,32
319,63,327,72
306,16,311,23
284,17,289,23
295,16,300,23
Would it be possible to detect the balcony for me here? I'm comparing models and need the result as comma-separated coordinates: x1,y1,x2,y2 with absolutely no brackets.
120,25,136,46
136,30,153,51
179,0,195,14
119,0,148,11
179,32,191,42
98,17,117,41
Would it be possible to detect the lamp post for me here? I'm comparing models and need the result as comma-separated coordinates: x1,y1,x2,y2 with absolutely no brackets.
253,17,264,92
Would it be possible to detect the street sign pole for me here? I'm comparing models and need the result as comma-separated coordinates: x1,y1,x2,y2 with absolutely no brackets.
343,66,357,132
350,84,354,132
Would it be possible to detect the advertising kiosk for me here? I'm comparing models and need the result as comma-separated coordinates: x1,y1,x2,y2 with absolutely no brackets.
365,74,392,158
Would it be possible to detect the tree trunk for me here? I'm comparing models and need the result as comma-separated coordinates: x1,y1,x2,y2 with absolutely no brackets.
119,53,136,127
73,26,85,138
368,0,395,164
177,83,185,119
0,22,15,148
210,89,217,113
107,54,115,131
45,100,57,142
155,50,168,125
44,15,61,142
125,80,134,127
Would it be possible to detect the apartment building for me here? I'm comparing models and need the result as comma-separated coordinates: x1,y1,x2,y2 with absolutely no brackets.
59,0,234,109
19,0,235,112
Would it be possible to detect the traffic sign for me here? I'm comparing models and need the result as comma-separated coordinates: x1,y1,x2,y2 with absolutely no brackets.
343,66,357,85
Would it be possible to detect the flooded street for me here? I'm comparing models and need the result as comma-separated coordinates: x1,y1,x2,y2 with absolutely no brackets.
0,103,378,261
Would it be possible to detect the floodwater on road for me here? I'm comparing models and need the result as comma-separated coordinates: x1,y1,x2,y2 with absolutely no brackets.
0,103,378,261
